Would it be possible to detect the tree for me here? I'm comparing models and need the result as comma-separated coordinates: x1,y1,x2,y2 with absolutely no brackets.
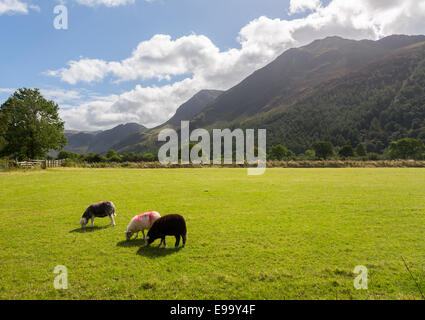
355,144,367,157
106,149,117,159
312,141,334,160
142,153,155,162
57,151,79,160
269,145,294,160
0,113,7,153
388,138,425,159
86,153,106,163
339,145,355,159
304,149,316,160
0,88,66,159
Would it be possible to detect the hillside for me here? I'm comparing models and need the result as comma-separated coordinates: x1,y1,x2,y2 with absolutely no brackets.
64,123,146,154
113,90,223,153
114,35,425,155
165,90,223,126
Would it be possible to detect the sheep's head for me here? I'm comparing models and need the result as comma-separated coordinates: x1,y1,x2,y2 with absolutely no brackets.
146,235,157,246
79,217,88,228
125,231,134,241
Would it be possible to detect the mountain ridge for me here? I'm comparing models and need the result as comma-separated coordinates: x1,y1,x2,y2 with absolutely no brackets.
63,122,147,154
64,35,425,156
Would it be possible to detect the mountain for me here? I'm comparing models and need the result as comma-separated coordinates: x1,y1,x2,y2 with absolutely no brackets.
190,35,425,129
63,131,97,154
112,90,223,153
64,123,147,154
165,90,223,126
113,35,425,155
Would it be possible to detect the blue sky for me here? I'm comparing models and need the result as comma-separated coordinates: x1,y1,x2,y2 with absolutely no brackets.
0,0,291,98
1,0,424,130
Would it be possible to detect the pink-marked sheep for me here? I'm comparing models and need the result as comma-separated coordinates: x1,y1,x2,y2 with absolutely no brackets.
125,211,161,241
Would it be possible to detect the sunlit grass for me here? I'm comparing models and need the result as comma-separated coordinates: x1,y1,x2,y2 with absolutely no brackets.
0,168,424,299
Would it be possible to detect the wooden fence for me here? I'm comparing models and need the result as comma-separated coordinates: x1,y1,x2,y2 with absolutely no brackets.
16,159,64,169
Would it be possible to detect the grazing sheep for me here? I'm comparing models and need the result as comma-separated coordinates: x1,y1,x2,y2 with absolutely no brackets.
146,214,187,248
79,201,116,228
125,211,161,241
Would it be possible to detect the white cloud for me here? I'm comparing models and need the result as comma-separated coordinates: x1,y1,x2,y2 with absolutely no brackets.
0,88,15,93
49,0,425,130
0,0,29,15
289,0,322,14
40,88,83,104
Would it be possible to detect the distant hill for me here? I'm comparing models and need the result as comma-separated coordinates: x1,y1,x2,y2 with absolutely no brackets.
112,35,425,155
63,123,147,154
112,90,223,153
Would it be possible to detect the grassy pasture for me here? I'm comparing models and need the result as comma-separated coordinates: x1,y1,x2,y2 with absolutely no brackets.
0,168,424,300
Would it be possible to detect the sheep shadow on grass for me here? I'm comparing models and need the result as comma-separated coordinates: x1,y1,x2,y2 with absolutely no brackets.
116,239,147,248
136,245,183,258
69,225,111,233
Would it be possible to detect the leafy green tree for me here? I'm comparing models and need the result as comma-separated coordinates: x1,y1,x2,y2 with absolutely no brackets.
269,145,294,160
0,113,7,152
304,149,316,160
0,88,66,159
86,153,106,163
142,153,155,162
312,141,334,160
355,144,367,157
339,145,355,159
106,149,117,159
57,151,79,160
388,138,425,159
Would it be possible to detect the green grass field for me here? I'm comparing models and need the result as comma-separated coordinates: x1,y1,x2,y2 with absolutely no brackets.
0,168,424,300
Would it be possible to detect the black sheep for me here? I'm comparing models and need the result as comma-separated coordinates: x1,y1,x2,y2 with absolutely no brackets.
146,214,187,248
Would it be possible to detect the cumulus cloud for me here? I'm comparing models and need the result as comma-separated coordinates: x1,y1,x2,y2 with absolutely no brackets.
40,88,84,104
0,0,34,15
289,0,322,14
49,0,425,130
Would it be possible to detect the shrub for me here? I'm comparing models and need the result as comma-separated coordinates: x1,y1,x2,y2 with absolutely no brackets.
269,145,295,160
312,141,334,160
388,138,425,160
339,145,355,159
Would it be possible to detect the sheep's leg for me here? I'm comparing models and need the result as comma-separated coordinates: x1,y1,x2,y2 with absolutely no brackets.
109,215,116,227
91,217,94,227
182,234,186,247
174,235,180,248
158,239,163,248
142,230,145,240
162,237,166,248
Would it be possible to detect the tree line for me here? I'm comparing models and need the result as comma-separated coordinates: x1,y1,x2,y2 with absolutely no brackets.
1,88,424,163
268,139,425,161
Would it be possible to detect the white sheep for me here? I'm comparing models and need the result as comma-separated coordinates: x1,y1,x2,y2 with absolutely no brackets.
125,211,161,241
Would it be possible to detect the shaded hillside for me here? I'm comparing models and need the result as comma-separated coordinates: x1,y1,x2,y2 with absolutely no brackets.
64,123,146,154
63,131,97,154
114,35,425,155
253,41,425,153
166,90,223,126
191,35,425,128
